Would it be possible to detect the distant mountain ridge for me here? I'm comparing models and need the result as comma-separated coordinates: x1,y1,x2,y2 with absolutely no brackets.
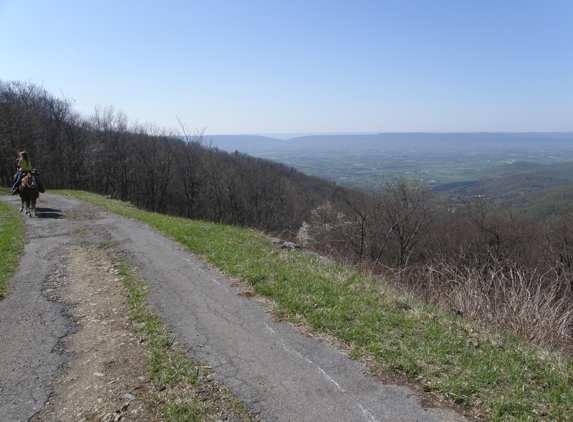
209,132,573,154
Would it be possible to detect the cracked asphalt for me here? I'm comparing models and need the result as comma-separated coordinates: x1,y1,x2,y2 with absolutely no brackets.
0,193,466,421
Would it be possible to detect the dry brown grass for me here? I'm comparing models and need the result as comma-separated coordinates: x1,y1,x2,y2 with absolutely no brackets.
386,262,573,355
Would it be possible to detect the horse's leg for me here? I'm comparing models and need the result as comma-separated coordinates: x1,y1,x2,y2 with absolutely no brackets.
31,198,37,217
20,196,24,213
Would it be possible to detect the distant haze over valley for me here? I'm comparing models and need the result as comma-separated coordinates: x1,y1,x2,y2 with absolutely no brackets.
209,132,573,155
207,132,573,191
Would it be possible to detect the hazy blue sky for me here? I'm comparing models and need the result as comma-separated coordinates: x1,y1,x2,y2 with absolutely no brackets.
1,0,572,135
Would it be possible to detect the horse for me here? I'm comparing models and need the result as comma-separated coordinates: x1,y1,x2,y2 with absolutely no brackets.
18,171,40,217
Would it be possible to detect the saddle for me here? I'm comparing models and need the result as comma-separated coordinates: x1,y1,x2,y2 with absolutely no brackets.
21,170,38,189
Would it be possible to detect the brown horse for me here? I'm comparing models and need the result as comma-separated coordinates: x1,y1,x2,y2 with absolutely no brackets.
18,172,40,217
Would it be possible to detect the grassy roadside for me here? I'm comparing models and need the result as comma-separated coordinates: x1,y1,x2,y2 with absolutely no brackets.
0,188,25,300
112,250,262,421
0,189,260,421
55,191,573,420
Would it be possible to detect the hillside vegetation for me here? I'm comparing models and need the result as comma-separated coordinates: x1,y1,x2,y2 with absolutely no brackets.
2,80,573,419
0,80,344,235
53,191,573,421
2,79,573,349
437,161,573,219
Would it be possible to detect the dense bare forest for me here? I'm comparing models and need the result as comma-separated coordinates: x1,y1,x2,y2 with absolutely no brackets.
0,80,342,233
1,80,572,354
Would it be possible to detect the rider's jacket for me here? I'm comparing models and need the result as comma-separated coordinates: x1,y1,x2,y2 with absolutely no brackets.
18,158,32,172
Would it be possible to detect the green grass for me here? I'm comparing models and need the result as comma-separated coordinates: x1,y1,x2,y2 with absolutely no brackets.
57,190,573,421
0,189,25,300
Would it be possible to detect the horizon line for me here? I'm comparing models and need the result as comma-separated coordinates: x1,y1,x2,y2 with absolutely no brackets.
208,130,573,140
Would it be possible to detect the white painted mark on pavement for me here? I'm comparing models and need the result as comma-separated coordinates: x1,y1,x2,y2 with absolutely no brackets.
180,258,379,422
280,340,345,392
357,403,380,422
317,366,345,392
211,278,229,292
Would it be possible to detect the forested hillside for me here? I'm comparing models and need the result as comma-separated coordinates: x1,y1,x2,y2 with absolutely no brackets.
0,80,343,234
436,161,573,219
2,79,572,355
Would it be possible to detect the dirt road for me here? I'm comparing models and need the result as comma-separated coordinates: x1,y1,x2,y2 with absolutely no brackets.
0,193,465,421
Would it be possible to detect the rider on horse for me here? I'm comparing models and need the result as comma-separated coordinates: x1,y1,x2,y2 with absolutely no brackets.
11,151,45,194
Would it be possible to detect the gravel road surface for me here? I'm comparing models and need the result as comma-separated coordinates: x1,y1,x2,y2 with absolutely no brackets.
0,193,465,421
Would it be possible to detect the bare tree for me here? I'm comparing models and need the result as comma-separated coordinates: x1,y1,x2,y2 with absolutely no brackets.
378,179,436,267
